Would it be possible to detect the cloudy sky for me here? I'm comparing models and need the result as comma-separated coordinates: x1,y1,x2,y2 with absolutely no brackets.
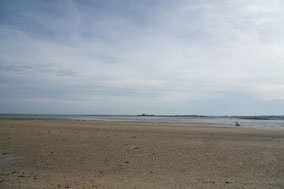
0,0,284,115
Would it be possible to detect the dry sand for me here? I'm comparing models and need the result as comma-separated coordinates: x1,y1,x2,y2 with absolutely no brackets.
0,119,284,188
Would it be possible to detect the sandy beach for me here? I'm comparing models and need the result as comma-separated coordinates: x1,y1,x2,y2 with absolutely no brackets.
0,119,284,188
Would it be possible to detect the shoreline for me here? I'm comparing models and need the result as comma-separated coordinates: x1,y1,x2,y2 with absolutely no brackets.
1,119,284,188
0,118,284,132
1,117,284,130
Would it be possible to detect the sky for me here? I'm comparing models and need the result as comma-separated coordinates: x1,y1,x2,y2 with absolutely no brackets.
0,0,284,115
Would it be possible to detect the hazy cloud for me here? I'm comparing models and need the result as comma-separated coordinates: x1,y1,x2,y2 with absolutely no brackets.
0,0,284,115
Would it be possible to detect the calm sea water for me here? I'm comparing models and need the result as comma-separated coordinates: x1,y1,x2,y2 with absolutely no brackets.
0,114,283,129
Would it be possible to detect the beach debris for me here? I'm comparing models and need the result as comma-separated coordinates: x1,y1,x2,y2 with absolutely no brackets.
0,172,10,177
125,160,130,164
133,147,140,150
225,181,230,184
16,171,25,178
64,184,70,188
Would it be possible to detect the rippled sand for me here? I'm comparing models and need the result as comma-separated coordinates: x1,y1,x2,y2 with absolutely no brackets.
1,119,284,188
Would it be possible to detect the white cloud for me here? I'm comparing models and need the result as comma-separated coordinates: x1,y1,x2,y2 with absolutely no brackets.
0,0,284,114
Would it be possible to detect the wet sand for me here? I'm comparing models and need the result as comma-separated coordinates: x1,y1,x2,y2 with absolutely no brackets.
0,119,284,188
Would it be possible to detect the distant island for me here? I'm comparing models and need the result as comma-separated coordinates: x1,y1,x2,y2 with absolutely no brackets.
138,113,155,117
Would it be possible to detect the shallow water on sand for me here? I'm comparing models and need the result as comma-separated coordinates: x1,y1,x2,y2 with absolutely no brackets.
0,154,21,169
0,114,283,129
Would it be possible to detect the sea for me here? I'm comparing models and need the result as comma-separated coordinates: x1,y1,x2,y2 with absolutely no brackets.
0,114,284,129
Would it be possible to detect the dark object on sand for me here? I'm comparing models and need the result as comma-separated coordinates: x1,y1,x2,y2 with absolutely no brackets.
235,121,240,126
